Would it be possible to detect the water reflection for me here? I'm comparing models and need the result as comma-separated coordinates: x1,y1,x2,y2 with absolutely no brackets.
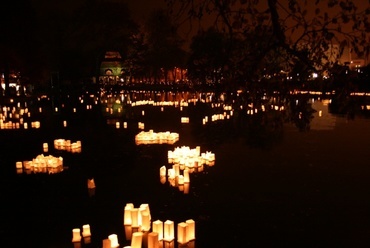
3,88,370,247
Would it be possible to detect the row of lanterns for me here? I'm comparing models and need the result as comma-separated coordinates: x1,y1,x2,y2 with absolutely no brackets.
0,120,40,129
167,146,215,168
135,130,179,145
16,154,64,174
53,139,82,153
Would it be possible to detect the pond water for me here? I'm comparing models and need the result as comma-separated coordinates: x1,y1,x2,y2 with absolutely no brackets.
1,90,370,248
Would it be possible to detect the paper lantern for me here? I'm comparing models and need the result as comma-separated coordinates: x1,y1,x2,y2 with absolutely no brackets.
177,222,187,244
184,183,190,194
72,228,81,242
82,224,91,237
164,220,174,241
148,232,159,248
183,169,190,183
102,239,110,248
178,175,184,185
63,120,67,127
152,220,163,240
168,169,175,179
108,234,119,248
140,203,151,220
185,219,195,241
87,179,96,189
131,208,139,228
131,232,143,248
16,161,22,169
173,164,180,177
124,205,133,225
160,166,166,177
43,143,48,153
141,212,150,231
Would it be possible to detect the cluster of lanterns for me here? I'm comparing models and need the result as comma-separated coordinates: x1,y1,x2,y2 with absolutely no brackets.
53,139,82,153
167,146,215,167
161,146,215,194
16,154,63,174
120,203,195,248
0,119,40,129
71,224,92,244
0,103,42,129
135,130,179,145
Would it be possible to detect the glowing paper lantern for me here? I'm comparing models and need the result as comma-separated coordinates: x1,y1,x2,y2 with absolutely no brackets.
185,219,195,241
43,143,48,153
16,161,22,169
173,164,180,177
183,169,190,183
140,212,150,231
164,220,174,242
140,203,151,220
108,234,119,248
131,232,143,248
178,175,184,185
72,228,81,242
152,220,163,240
82,224,91,237
131,208,139,228
177,222,187,244
124,204,133,225
160,166,166,177
148,232,159,248
87,179,96,189
168,169,175,179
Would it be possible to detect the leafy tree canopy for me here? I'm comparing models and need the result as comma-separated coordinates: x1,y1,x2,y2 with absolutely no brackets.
166,0,370,86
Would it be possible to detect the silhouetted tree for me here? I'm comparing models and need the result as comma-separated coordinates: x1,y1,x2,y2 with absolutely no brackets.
0,0,41,96
187,28,228,85
144,9,186,83
166,0,370,89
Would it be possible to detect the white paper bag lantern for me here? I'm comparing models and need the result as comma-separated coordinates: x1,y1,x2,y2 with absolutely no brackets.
185,219,195,241
16,161,22,169
131,208,139,228
108,234,119,248
124,205,133,225
72,228,81,242
178,175,184,185
140,203,151,220
131,232,143,248
173,164,180,177
141,212,150,231
148,232,159,248
177,222,187,244
164,220,174,241
152,220,163,240
160,166,166,177
160,176,166,184
43,143,48,153
82,224,91,237
183,169,190,183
